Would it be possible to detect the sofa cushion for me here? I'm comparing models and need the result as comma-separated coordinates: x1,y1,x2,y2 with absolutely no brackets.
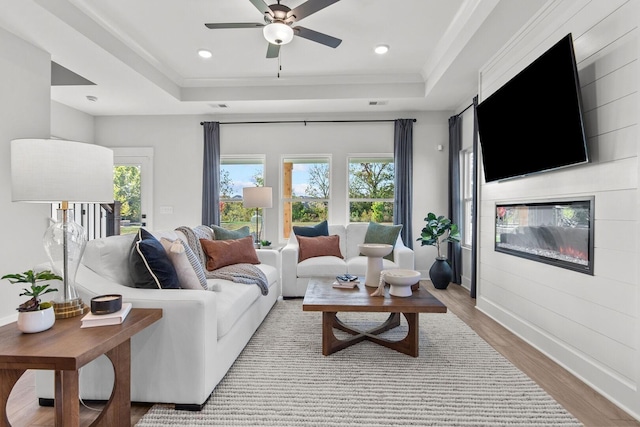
211,224,251,240
160,237,208,290
82,234,135,286
293,220,329,237
129,228,180,289
297,234,343,262
200,236,260,271
297,256,347,278
212,263,278,338
362,222,403,261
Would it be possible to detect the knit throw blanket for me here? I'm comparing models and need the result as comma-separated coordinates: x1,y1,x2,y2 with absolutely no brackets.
175,226,269,296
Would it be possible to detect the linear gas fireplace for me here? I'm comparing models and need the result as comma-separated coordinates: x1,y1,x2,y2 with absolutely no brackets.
495,197,594,275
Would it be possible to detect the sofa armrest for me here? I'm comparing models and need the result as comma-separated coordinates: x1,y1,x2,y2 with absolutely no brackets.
256,248,278,269
36,261,219,405
281,241,300,296
393,240,415,270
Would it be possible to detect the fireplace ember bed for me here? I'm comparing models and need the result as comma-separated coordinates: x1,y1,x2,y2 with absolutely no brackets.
495,197,594,275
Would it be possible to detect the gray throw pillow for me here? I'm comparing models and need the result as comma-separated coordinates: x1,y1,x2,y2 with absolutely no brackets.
210,224,251,240
362,222,403,261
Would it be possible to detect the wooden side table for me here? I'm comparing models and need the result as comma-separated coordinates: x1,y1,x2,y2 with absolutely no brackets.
0,308,162,427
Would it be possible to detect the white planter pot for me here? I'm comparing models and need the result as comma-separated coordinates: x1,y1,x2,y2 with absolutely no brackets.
17,306,55,333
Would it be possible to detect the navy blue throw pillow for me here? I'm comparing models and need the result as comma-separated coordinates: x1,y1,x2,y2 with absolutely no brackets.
129,228,180,289
293,220,329,237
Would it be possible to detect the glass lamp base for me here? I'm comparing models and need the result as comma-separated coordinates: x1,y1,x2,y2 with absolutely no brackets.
53,298,89,319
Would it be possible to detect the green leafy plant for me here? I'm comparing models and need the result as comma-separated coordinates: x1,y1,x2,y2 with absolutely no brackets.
1,270,61,312
417,212,461,259
260,240,272,247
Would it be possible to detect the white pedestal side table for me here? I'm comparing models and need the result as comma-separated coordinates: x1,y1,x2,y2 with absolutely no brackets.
358,243,393,287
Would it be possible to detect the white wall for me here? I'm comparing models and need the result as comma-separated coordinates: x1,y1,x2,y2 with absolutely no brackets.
476,0,639,418
94,111,451,275
0,27,52,324
51,101,94,143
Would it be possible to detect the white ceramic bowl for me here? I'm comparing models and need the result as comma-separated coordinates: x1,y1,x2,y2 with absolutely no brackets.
358,243,393,258
385,269,421,297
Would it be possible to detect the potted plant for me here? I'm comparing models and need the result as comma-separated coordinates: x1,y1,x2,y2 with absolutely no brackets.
417,213,461,289
260,240,272,248
2,269,61,333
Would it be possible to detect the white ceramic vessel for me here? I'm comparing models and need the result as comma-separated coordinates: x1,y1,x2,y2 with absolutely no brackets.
17,306,55,333
384,269,421,297
358,243,394,287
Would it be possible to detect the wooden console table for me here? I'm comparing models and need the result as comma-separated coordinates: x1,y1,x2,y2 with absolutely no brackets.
0,308,162,427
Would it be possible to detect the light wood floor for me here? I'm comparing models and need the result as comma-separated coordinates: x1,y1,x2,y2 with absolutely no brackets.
6,281,640,426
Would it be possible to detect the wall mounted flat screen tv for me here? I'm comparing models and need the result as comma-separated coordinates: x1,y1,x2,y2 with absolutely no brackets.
476,33,588,182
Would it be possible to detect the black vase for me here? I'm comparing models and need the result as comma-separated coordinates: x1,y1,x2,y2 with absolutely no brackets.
429,257,452,289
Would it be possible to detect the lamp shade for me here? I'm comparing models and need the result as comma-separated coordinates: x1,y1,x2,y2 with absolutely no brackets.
11,139,114,203
263,22,294,45
243,187,273,208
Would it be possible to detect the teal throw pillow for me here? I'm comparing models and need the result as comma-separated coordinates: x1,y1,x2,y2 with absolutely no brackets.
362,222,403,261
211,224,251,240
293,220,329,237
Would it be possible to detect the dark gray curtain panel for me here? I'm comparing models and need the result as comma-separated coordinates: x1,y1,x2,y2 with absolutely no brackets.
393,119,414,248
470,96,479,298
447,114,462,285
202,121,220,226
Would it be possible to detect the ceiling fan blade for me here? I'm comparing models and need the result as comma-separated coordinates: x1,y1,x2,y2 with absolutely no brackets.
294,26,342,48
249,0,272,16
205,22,265,29
266,43,281,59
288,0,340,21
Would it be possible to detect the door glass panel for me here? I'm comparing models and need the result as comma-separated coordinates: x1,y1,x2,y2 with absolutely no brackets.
113,165,142,235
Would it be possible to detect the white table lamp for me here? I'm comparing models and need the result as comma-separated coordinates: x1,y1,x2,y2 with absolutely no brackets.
11,139,114,318
242,187,272,244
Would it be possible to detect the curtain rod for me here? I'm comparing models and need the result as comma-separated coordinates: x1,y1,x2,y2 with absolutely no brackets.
455,102,474,117
200,119,416,126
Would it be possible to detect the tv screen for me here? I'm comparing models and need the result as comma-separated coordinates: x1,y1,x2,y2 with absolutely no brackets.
476,33,588,182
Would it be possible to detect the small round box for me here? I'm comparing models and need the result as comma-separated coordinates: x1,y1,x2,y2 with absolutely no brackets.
91,294,122,315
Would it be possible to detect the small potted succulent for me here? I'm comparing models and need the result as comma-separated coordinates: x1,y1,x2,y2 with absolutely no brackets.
2,269,61,333
417,213,461,289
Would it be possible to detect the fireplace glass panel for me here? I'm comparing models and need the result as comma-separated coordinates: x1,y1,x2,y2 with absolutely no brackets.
495,197,594,275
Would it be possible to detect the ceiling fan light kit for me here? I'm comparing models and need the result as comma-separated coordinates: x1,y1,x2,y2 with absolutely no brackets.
205,0,342,58
263,21,294,45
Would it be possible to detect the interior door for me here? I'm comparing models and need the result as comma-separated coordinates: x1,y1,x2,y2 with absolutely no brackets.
112,147,154,233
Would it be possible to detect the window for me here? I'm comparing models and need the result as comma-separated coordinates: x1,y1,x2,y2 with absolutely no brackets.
220,156,265,232
461,149,474,247
348,156,394,223
282,157,330,238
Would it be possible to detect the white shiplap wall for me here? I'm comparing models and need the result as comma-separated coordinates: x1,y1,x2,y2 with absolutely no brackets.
476,0,639,418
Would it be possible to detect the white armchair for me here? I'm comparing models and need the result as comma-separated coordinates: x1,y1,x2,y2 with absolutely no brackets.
281,223,414,298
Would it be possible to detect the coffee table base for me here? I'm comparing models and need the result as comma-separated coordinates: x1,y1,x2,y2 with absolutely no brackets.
322,312,419,357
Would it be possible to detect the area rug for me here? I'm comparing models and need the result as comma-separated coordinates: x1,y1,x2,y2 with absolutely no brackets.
136,299,582,426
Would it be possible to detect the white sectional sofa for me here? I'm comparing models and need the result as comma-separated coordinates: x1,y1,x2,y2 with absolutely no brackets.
281,223,414,298
36,228,280,410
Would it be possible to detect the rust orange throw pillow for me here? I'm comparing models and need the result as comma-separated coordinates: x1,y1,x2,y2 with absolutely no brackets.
297,235,343,262
200,236,260,271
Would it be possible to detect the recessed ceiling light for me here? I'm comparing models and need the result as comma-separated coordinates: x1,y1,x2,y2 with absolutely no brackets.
374,45,389,55
198,49,212,59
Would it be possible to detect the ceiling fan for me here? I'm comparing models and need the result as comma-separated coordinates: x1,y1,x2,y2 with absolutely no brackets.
205,0,342,58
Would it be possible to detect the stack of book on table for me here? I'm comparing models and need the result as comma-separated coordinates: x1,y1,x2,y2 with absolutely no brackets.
81,302,132,328
332,274,360,289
